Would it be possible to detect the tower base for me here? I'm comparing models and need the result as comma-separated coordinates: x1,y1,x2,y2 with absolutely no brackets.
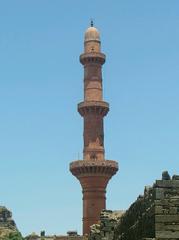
70,160,118,235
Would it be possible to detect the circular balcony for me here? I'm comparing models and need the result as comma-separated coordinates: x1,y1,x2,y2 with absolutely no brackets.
70,159,118,178
80,52,106,65
78,101,109,117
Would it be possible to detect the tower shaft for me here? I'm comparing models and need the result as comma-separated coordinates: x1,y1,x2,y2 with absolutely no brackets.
70,25,118,235
79,51,108,162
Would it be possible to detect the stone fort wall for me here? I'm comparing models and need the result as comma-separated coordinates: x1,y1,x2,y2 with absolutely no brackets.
89,172,179,240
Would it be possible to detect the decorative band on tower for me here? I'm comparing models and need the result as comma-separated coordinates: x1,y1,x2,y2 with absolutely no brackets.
70,23,118,235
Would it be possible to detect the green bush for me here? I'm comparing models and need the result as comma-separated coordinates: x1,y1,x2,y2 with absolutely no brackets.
4,232,24,240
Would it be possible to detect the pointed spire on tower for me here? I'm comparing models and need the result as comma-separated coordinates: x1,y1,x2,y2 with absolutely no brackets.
90,18,94,27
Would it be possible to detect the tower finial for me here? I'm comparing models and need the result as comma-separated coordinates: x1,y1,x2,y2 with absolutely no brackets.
90,18,94,27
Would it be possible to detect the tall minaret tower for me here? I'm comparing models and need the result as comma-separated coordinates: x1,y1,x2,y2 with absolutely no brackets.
70,22,118,235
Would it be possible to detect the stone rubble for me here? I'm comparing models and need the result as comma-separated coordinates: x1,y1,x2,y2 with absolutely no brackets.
89,210,124,240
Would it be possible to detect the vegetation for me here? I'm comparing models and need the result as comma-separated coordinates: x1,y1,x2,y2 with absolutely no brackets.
3,232,24,240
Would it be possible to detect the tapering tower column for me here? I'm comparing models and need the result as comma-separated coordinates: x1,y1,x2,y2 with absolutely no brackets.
70,23,118,235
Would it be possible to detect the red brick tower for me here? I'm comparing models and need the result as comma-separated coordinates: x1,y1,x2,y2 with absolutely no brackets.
70,22,118,235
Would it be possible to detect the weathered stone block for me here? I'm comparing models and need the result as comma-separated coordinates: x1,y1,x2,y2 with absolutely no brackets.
155,189,164,200
155,215,179,223
155,199,169,206
155,180,179,188
169,207,178,214
156,230,179,238
155,206,164,214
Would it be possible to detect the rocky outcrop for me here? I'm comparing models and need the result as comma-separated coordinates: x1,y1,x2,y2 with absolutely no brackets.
0,206,23,239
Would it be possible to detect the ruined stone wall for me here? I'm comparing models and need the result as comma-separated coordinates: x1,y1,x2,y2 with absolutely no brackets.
89,210,124,240
114,185,155,240
89,172,179,240
115,172,179,240
154,174,179,239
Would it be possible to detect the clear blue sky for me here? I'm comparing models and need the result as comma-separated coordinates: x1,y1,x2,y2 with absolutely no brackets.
0,0,179,237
